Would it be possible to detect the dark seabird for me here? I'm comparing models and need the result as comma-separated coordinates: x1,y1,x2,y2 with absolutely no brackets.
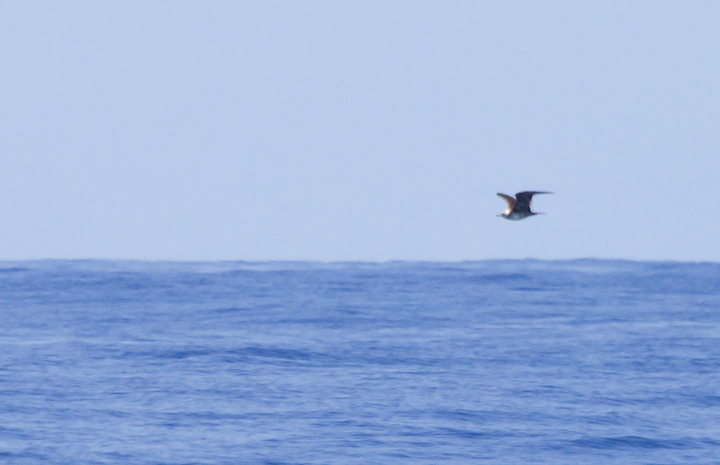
497,191,552,220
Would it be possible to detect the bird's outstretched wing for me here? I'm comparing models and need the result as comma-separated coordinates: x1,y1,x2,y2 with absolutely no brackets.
497,193,516,210
514,191,552,213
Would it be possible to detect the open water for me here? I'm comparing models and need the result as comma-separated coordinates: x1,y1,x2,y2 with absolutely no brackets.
1,259,719,464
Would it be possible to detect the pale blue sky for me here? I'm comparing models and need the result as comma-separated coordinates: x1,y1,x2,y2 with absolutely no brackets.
1,1,719,261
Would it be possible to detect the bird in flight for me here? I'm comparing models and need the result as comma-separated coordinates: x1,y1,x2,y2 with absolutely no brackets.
497,191,552,220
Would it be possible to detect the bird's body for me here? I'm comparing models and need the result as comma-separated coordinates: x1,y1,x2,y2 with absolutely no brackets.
497,191,552,220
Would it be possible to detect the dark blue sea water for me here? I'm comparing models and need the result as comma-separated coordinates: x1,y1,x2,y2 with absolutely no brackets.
1,260,720,464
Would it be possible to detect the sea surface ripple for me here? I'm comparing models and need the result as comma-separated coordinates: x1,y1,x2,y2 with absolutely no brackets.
1,259,719,464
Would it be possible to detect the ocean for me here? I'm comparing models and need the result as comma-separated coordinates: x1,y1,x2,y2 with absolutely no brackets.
1,259,719,464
